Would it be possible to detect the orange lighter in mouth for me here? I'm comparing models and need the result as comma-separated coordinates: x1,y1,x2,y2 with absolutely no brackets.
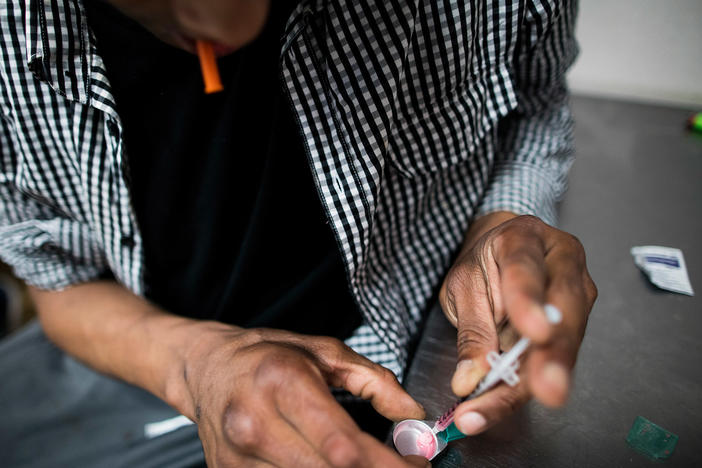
196,40,223,94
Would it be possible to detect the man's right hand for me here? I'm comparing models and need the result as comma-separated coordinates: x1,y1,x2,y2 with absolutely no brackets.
180,325,427,467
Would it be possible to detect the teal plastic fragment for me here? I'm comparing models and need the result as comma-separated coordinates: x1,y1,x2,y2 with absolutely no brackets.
626,416,678,460
437,422,467,443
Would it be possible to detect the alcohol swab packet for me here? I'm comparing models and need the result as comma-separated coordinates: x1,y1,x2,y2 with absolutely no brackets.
631,246,694,296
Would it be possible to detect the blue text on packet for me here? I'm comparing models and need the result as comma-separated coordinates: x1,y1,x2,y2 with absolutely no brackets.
644,256,680,268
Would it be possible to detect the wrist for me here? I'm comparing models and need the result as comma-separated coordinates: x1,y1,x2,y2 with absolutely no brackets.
163,319,243,420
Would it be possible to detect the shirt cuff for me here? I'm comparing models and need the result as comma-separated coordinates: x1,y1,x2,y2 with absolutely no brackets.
0,219,108,290
477,161,562,226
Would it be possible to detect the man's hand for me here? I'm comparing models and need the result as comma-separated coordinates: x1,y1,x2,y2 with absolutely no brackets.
32,282,429,468
439,212,597,436
180,325,428,467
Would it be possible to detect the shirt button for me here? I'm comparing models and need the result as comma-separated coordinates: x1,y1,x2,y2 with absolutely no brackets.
121,235,135,249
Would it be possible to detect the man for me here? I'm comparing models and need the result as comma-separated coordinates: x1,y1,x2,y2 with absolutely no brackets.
0,0,596,467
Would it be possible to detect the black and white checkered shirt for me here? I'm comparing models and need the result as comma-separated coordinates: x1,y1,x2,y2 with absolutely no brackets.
1,0,577,377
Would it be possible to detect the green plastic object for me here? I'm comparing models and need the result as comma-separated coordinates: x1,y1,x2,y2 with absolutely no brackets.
437,422,467,443
626,416,678,460
688,112,702,133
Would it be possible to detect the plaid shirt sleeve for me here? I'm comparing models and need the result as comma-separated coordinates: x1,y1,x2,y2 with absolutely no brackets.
477,0,579,226
0,119,108,291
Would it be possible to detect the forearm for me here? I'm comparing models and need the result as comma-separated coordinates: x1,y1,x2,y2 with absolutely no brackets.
30,280,231,420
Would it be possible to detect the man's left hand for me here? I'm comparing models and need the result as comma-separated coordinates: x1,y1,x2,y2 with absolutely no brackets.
439,212,597,435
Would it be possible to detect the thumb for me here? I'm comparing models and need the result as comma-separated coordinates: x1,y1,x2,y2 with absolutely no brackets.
449,282,500,397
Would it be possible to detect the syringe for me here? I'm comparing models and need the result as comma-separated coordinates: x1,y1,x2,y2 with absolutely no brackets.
432,335,530,433
392,304,562,460
433,304,562,435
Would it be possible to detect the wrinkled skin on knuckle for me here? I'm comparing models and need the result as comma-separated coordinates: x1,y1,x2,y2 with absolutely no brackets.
496,215,544,242
240,328,266,347
253,350,302,390
552,231,598,309
456,321,494,354
446,263,471,295
584,272,598,306
489,228,510,256
222,403,262,453
496,216,550,257
299,335,355,383
498,225,544,258
443,264,474,304
562,232,587,265
313,336,347,364
572,240,597,309
376,364,400,387
514,214,544,230
491,229,525,262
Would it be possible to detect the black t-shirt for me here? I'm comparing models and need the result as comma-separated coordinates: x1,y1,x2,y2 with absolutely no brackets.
84,2,361,339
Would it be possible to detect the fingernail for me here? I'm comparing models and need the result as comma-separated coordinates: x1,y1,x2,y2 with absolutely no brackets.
451,360,480,396
456,411,487,435
544,304,562,324
456,359,474,374
542,361,569,390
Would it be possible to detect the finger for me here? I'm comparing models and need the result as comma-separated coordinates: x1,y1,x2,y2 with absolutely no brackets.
526,242,590,407
257,420,329,468
248,460,277,468
355,432,430,468
291,337,425,422
201,431,277,468
493,227,552,343
220,395,329,468
526,337,572,408
451,379,530,436
331,361,425,422
543,236,591,340
275,365,376,467
445,265,500,397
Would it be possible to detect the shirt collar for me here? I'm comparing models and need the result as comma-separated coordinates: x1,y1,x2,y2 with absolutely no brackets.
25,0,92,105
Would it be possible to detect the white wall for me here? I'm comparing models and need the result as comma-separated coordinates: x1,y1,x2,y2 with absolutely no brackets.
568,0,702,107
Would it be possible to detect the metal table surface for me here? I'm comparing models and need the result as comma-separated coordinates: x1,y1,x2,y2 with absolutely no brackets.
395,96,702,467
